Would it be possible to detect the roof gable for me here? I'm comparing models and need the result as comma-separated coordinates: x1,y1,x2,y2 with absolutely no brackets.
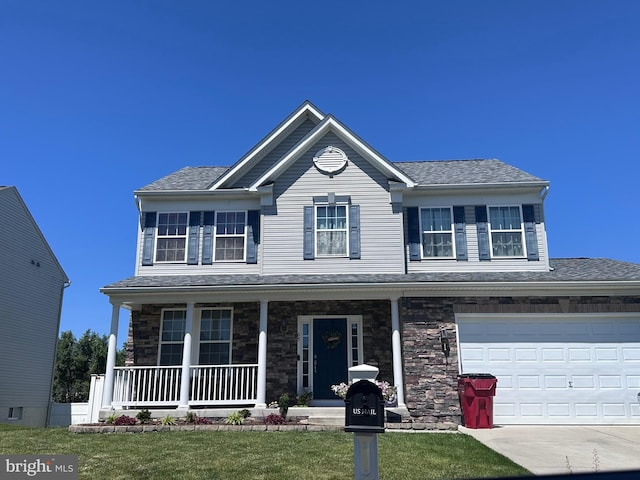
209,100,324,190
247,114,417,191
0,186,69,282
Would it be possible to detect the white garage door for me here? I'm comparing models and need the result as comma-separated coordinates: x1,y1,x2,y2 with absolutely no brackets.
457,314,640,425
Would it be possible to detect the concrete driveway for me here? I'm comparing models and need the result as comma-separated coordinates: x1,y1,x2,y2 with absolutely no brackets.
460,425,640,476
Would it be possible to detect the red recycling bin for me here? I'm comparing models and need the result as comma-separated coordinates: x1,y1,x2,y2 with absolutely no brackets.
458,374,497,429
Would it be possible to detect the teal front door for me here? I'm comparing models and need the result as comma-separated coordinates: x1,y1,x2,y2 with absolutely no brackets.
313,318,348,400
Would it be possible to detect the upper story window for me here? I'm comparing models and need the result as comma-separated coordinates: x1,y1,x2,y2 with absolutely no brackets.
215,211,247,261
303,200,361,260
142,210,260,266
156,213,188,262
488,206,525,257
316,205,348,256
159,309,186,366
420,207,454,258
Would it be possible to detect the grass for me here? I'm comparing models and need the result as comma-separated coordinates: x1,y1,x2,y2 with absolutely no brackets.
0,425,531,479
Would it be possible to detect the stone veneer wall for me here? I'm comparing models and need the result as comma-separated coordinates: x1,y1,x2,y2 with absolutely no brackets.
400,295,640,424
264,300,393,403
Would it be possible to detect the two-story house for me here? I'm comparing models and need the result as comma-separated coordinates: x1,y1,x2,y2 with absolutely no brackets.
101,101,640,426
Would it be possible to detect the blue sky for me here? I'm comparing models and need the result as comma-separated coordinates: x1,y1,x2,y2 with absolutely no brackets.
3,1,639,341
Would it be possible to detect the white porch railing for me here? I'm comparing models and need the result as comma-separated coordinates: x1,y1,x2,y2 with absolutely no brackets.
112,364,258,408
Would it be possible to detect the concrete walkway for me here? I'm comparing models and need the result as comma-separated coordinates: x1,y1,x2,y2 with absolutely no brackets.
460,425,640,476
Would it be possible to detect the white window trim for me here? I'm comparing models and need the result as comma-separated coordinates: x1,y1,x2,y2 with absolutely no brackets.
214,211,247,263
296,315,363,396
314,203,349,258
488,205,527,259
7,407,22,421
154,212,189,263
195,307,234,366
419,206,456,259
157,308,187,366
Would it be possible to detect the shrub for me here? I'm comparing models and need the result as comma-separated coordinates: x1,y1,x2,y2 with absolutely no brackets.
113,415,137,426
226,412,245,425
278,393,290,418
136,409,152,424
264,413,285,425
185,412,197,424
193,416,211,425
296,390,312,407
238,409,251,419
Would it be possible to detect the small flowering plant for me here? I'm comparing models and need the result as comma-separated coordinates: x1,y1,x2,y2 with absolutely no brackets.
331,380,397,403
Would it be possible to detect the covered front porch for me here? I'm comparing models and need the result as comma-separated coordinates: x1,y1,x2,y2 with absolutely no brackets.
100,288,407,414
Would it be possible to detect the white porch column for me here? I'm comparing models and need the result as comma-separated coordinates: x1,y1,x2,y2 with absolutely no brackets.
102,302,120,409
255,300,268,408
390,297,406,408
177,302,195,410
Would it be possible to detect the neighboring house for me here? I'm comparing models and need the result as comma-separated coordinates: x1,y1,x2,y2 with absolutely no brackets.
100,101,640,425
0,186,70,427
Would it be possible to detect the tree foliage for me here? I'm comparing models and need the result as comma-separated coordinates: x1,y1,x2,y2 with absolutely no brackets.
52,330,125,402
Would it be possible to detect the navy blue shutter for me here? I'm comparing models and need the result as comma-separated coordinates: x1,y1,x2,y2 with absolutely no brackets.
348,205,361,259
201,211,215,265
187,211,201,265
407,207,421,261
453,206,468,261
522,204,539,261
303,206,314,260
475,206,491,261
141,212,157,266
246,210,260,264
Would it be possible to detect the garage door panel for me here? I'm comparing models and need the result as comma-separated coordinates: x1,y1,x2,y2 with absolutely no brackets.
457,314,640,425
622,348,640,360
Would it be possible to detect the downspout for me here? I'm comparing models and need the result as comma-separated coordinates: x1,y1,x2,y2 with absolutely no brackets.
46,279,72,427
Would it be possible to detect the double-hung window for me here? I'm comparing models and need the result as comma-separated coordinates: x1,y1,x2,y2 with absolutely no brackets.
155,213,188,262
215,211,246,261
421,207,454,258
198,309,232,365
488,206,525,257
316,205,348,256
159,309,186,366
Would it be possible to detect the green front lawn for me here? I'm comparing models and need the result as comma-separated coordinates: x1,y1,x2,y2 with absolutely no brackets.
0,425,530,479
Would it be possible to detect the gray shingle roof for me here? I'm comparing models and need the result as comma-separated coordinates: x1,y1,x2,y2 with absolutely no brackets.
135,159,546,192
103,258,640,290
136,167,229,192
394,159,546,185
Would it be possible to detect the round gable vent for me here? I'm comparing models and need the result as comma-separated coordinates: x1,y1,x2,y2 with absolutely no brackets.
313,146,348,175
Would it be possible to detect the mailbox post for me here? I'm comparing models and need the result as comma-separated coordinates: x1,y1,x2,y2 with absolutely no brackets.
344,379,385,480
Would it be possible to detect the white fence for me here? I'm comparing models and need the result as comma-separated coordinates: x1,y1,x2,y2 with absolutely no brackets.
48,375,104,426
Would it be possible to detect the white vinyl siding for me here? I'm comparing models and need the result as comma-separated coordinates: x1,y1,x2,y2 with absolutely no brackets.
262,132,405,275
